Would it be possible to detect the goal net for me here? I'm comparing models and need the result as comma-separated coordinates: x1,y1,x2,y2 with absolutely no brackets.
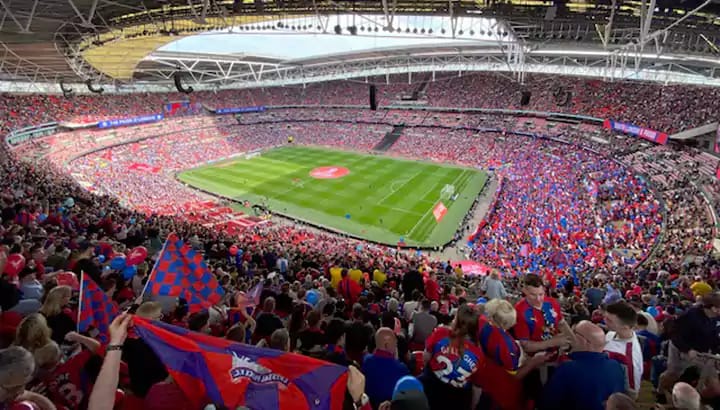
440,184,456,200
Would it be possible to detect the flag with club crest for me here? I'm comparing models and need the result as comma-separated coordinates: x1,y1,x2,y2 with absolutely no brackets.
132,316,349,410
144,233,224,312
78,274,119,343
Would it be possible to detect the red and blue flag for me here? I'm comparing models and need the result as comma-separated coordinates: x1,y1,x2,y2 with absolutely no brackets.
235,282,262,309
228,283,263,325
145,233,224,312
132,316,349,410
78,274,119,343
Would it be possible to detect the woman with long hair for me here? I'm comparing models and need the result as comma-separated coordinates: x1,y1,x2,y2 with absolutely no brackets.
39,285,75,344
421,303,483,409
13,314,52,354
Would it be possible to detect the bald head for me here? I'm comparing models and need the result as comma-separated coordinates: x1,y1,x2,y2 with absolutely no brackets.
605,392,637,410
375,327,397,354
574,320,606,352
672,382,701,410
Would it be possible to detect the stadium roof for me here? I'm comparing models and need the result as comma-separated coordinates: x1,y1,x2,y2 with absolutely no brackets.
1,1,720,92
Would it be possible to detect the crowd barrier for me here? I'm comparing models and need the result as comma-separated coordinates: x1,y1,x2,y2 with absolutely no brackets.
5,123,59,146
467,176,504,243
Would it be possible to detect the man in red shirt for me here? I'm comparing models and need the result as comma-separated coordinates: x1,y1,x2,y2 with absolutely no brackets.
424,272,440,302
512,274,571,354
337,269,361,306
511,273,572,402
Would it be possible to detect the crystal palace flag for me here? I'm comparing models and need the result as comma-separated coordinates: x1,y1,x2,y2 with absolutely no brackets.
78,274,119,343
145,233,224,312
132,317,349,410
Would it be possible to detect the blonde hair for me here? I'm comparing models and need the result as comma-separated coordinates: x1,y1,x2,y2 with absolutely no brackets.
136,301,162,319
34,341,62,370
484,299,517,330
14,314,52,353
40,285,72,317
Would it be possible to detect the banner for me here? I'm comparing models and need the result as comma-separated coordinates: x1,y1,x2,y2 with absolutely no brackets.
451,260,492,277
215,106,266,115
165,101,190,116
432,202,448,223
603,119,668,145
98,113,164,129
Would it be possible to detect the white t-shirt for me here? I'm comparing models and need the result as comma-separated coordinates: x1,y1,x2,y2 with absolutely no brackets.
403,301,419,322
604,331,643,397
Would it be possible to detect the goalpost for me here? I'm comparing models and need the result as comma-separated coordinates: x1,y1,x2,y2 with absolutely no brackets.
440,184,456,201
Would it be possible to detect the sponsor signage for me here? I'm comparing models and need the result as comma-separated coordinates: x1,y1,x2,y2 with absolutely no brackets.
603,119,668,145
215,106,267,115
98,113,164,129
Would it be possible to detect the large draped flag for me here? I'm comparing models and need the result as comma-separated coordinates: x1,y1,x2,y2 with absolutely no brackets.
133,317,349,410
144,233,224,312
78,274,119,343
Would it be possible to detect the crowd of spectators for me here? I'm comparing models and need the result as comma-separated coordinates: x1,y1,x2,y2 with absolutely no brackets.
0,84,719,410
25,107,714,281
388,125,664,275
4,73,720,138
422,74,720,133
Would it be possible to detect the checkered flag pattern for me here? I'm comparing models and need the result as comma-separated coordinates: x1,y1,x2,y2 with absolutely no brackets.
78,274,119,343
146,233,224,312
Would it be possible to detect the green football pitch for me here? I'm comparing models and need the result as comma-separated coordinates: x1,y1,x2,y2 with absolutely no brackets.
178,146,487,247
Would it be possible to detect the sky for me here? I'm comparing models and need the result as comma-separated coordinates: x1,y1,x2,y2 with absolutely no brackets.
159,14,510,60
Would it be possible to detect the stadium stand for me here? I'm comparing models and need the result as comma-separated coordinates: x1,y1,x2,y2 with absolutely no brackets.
1,74,720,410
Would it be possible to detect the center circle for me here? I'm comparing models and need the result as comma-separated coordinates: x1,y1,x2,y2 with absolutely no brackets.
309,166,350,179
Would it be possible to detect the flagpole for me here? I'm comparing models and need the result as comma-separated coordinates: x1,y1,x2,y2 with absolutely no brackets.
138,234,171,302
76,271,85,333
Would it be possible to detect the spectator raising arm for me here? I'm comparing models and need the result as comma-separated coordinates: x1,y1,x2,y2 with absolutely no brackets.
88,314,132,410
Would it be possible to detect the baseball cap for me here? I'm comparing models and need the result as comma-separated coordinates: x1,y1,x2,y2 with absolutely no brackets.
392,376,423,399
390,390,430,410
390,376,429,410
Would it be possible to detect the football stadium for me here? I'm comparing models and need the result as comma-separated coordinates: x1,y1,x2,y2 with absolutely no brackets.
179,146,488,247
2,1,720,410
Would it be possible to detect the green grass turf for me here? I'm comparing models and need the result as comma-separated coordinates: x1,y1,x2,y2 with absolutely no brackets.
177,146,487,248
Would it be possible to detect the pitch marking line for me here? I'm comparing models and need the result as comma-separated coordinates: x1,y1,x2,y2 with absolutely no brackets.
377,168,425,205
266,154,367,202
405,169,467,240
